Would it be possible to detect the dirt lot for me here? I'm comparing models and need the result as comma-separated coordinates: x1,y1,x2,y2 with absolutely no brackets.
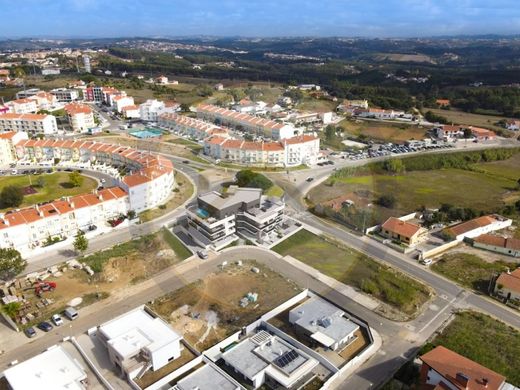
150,261,302,351
4,231,186,328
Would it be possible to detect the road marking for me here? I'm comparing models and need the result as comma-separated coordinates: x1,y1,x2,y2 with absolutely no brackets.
418,296,457,333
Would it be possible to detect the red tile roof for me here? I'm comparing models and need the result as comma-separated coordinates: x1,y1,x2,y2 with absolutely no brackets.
420,346,505,390
496,268,520,293
446,216,500,237
64,103,92,115
381,217,423,239
0,131,17,139
474,234,520,250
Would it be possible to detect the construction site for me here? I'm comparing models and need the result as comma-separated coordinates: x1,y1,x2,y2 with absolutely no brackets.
150,261,302,351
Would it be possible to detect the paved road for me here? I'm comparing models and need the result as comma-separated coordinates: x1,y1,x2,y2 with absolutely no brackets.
0,247,462,390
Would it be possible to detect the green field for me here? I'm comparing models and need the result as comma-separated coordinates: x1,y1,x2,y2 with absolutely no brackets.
167,138,203,151
309,168,520,223
338,119,428,143
431,253,517,292
421,311,520,387
0,172,97,211
272,229,430,316
297,97,337,113
428,108,515,134
472,152,520,181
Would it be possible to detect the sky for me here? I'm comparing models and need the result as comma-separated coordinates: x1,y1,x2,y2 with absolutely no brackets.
1,0,520,38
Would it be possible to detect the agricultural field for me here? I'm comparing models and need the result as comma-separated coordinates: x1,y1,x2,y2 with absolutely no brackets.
427,108,515,134
421,311,520,387
472,152,520,181
338,119,428,143
308,167,520,225
297,97,337,113
150,261,301,351
0,172,97,211
272,230,431,318
431,252,518,293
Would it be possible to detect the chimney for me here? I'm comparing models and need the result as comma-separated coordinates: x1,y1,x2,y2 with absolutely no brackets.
456,372,470,389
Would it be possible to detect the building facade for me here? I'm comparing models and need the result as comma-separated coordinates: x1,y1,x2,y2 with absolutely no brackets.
0,113,58,135
64,103,95,132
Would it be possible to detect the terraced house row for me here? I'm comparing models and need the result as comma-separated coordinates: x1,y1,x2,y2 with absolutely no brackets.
203,134,320,167
158,112,230,140
0,136,175,252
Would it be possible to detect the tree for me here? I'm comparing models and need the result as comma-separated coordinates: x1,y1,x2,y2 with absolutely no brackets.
180,103,191,112
68,171,84,188
384,159,405,174
36,176,45,188
229,88,245,102
463,128,473,139
324,125,336,141
0,248,26,281
1,302,21,319
73,231,88,254
0,185,24,208
376,194,396,208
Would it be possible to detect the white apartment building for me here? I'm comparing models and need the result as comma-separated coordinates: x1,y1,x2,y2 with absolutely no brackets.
183,187,284,250
50,88,80,103
204,134,320,167
159,112,228,140
0,131,27,165
97,306,182,379
113,95,135,113
15,88,41,99
5,98,38,114
28,91,58,111
64,103,95,132
0,113,58,135
0,187,129,252
139,99,166,122
122,104,140,119
197,103,295,140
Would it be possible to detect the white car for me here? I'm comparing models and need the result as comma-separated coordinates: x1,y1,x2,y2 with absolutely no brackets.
100,178,106,183
51,314,64,326
420,258,433,266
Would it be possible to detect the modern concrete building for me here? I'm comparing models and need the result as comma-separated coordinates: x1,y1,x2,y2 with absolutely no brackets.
183,186,284,250
2,345,88,390
97,306,182,379
50,88,80,103
174,362,245,390
289,297,360,352
221,330,318,389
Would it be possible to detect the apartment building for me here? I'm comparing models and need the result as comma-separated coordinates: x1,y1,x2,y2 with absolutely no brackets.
85,86,104,103
64,103,95,132
139,99,166,121
15,88,41,99
113,95,135,113
15,138,175,212
197,103,295,140
5,98,38,114
28,91,58,110
183,186,284,249
0,131,27,165
121,104,140,119
204,134,319,167
0,187,129,252
50,88,80,103
159,112,228,140
0,113,58,135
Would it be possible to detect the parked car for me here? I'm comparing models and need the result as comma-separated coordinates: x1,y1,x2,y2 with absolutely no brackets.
182,160,190,164
420,258,433,266
51,314,63,326
197,250,208,259
37,321,53,332
24,327,37,338
306,177,314,182
64,307,78,321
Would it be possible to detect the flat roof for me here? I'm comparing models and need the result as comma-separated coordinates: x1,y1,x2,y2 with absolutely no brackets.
198,187,261,211
3,345,87,390
175,363,244,390
289,297,359,345
222,331,312,379
98,306,181,359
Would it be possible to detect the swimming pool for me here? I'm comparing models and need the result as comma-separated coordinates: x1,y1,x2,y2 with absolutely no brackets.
196,208,210,219
130,128,163,139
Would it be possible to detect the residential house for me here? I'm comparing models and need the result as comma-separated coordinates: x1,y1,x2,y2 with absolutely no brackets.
445,215,512,241
494,268,520,302
419,345,513,390
435,99,451,107
473,234,520,257
5,98,38,114
380,217,427,246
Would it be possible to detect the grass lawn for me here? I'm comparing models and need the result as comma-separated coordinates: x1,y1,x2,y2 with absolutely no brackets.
161,228,192,260
139,170,194,222
428,108,515,134
265,184,284,197
0,172,97,211
338,118,428,143
421,311,520,387
167,138,203,151
272,230,431,316
297,97,337,113
431,253,518,292
472,152,520,181
308,168,520,224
